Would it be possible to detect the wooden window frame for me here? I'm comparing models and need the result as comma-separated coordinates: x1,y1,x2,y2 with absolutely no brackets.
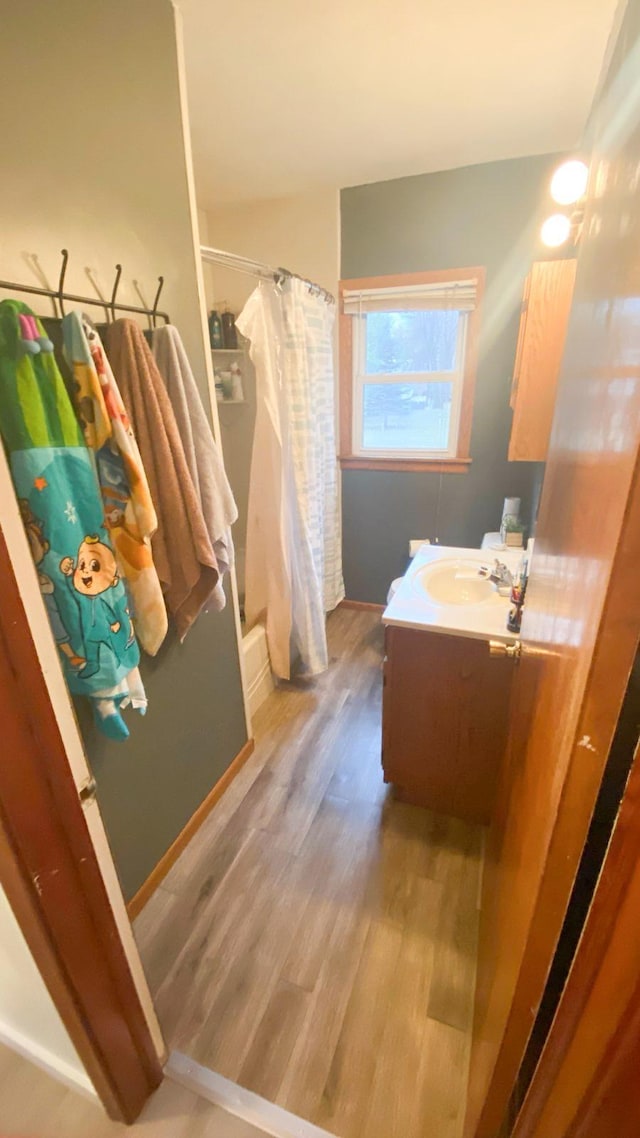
338,267,485,473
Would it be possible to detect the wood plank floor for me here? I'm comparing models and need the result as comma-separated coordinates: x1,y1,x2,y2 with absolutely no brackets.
0,1044,272,1137
134,608,483,1138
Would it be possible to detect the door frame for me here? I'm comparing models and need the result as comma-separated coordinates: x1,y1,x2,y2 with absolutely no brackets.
0,485,164,1120
512,733,640,1138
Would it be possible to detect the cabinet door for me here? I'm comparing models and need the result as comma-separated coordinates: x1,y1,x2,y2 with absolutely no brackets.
382,626,513,824
508,258,577,461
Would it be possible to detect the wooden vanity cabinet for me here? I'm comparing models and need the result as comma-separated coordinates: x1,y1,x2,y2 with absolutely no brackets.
382,625,514,824
509,258,576,462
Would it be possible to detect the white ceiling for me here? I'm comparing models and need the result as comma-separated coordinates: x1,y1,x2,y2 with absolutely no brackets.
180,0,619,209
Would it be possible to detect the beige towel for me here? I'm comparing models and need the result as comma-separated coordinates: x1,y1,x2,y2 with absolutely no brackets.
151,325,237,611
105,319,219,641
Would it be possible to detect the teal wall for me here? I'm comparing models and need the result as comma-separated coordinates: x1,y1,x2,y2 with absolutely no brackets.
340,153,563,603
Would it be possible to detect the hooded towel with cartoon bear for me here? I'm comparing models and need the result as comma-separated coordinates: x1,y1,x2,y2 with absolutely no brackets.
62,311,168,656
0,299,146,740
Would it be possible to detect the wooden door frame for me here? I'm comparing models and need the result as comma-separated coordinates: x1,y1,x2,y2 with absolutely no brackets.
0,524,163,1121
512,734,640,1138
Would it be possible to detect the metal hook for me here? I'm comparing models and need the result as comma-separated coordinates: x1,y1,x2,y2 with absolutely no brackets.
57,249,69,317
110,263,122,323
151,276,164,328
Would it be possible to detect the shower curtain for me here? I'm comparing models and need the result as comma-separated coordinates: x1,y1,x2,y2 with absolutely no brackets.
237,277,344,679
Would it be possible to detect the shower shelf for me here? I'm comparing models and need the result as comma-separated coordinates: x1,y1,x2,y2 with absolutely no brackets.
211,347,244,354
217,399,247,405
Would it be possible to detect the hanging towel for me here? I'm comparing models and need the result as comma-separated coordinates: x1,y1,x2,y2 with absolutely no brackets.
62,312,168,655
0,300,145,740
104,318,220,640
151,324,237,611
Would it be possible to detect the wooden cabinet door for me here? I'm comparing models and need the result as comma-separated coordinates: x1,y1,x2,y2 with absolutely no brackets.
508,259,576,462
382,626,513,825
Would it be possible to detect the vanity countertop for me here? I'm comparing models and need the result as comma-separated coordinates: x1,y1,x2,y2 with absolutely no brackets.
382,544,523,644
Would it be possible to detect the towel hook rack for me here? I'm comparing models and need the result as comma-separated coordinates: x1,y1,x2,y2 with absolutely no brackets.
0,249,171,325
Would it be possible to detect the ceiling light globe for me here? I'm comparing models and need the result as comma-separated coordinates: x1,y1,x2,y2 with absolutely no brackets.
541,214,572,248
550,159,589,205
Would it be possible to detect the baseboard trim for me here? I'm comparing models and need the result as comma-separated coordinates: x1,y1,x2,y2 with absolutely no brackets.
0,1020,97,1101
127,738,255,919
248,657,275,717
339,599,385,613
166,1051,338,1138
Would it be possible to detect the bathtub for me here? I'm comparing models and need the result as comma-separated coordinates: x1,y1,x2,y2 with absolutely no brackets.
242,621,274,717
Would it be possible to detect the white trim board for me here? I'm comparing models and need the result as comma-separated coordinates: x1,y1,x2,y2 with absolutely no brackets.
0,1019,97,1101
166,1052,339,1138
247,656,275,717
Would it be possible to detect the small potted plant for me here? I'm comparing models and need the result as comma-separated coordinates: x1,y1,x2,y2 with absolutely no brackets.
501,517,526,548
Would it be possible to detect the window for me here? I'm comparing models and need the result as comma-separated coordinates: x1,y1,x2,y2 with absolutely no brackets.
339,269,484,471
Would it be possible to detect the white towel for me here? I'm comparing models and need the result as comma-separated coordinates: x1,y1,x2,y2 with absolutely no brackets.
151,325,237,610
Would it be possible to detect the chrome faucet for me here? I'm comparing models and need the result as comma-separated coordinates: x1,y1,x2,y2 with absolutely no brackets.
479,560,514,596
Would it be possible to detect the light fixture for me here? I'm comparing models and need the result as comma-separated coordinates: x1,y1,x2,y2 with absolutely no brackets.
550,159,589,206
540,213,572,248
539,157,590,248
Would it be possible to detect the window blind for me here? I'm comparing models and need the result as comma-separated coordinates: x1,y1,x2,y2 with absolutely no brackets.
342,279,478,314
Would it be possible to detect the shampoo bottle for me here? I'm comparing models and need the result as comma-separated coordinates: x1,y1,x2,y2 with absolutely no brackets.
221,310,238,349
208,310,224,349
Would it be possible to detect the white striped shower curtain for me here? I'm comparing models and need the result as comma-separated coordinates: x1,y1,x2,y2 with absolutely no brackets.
237,277,344,679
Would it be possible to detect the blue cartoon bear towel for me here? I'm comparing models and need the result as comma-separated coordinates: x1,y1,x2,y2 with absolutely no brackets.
0,299,146,740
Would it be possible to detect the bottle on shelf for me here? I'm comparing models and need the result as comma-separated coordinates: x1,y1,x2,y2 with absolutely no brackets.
221,309,238,350
208,309,224,349
230,361,244,402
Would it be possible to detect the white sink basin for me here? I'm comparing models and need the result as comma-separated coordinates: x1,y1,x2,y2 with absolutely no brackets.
413,558,497,606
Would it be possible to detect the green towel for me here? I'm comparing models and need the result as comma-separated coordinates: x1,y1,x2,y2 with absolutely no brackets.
0,300,83,450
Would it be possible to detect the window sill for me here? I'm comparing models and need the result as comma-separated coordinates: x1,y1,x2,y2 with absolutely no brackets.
339,456,472,473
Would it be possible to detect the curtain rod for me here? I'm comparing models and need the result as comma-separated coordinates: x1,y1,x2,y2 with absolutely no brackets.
200,244,335,305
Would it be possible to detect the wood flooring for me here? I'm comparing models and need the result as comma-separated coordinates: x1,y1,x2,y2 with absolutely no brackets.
0,1044,272,1137
134,608,483,1138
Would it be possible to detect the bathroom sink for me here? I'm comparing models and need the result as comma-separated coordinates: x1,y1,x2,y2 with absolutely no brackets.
413,558,497,606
